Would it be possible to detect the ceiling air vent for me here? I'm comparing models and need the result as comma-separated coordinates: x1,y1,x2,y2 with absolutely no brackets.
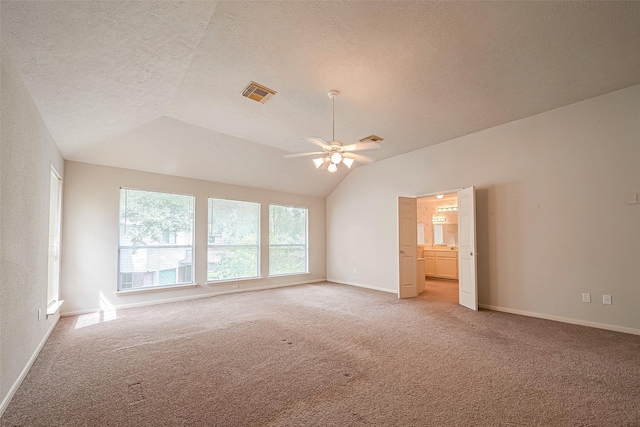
241,81,277,104
359,134,384,144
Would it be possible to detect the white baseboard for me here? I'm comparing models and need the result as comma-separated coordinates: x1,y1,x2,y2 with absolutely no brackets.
327,279,397,295
0,315,60,417
61,279,326,317
479,303,640,336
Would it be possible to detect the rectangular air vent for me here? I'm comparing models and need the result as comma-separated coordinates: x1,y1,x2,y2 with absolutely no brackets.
241,81,277,104
359,134,384,143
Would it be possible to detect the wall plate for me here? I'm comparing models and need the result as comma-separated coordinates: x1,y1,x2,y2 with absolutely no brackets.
625,194,639,204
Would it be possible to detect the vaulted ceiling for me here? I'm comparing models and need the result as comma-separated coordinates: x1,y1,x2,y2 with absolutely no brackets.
3,1,640,197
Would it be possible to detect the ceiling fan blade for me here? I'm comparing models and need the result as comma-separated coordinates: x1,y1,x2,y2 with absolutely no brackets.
283,151,325,158
343,152,374,164
319,158,330,170
305,137,330,149
341,142,381,152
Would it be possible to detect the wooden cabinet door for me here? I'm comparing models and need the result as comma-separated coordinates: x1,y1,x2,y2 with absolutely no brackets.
416,259,425,294
424,254,436,276
436,256,458,279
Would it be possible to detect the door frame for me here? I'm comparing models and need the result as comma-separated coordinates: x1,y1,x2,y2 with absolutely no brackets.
413,188,463,198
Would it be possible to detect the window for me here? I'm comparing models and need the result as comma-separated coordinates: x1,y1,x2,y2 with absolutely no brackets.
47,168,62,306
269,204,308,276
208,198,260,281
120,272,134,289
118,189,194,291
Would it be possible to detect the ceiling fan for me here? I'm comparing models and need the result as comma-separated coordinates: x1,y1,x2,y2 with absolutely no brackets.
283,90,382,173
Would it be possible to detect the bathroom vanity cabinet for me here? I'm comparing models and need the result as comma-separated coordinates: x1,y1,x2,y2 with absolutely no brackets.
423,248,458,280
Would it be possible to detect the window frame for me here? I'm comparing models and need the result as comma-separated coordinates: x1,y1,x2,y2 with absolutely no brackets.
268,204,309,277
207,197,261,283
47,167,62,307
117,188,195,291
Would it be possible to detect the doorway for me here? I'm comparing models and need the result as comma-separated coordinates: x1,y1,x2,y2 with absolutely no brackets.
417,192,459,302
398,187,477,310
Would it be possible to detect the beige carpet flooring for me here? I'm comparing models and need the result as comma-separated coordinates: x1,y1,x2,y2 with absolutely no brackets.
2,281,640,426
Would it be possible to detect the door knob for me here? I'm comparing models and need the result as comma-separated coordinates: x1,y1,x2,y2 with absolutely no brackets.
400,250,405,254
470,252,473,256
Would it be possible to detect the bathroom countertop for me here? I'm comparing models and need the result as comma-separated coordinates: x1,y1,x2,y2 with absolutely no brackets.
422,246,458,251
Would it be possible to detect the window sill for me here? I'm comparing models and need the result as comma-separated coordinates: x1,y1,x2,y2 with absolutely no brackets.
46,300,64,318
115,283,198,296
268,272,310,278
206,277,262,286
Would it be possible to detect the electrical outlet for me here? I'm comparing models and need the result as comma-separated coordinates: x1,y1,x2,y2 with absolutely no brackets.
353,268,357,274
232,284,239,289
603,294,612,305
582,293,591,303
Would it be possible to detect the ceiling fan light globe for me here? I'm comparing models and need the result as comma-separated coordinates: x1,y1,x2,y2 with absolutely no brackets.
330,152,343,164
342,157,355,169
312,157,325,169
327,163,338,173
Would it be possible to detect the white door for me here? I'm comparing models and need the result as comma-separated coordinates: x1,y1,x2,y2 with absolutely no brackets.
458,187,478,310
398,197,417,298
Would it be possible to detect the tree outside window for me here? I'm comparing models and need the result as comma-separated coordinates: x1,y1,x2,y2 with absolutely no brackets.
269,205,308,276
208,198,260,281
118,189,194,290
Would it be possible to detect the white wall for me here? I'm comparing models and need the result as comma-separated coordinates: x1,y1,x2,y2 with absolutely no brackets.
327,84,640,333
0,51,64,411
61,161,326,314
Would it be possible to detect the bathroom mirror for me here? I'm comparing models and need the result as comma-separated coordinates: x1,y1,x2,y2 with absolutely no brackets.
434,224,444,244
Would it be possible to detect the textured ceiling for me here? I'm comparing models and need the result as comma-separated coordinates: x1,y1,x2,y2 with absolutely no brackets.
1,1,215,156
2,1,640,197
